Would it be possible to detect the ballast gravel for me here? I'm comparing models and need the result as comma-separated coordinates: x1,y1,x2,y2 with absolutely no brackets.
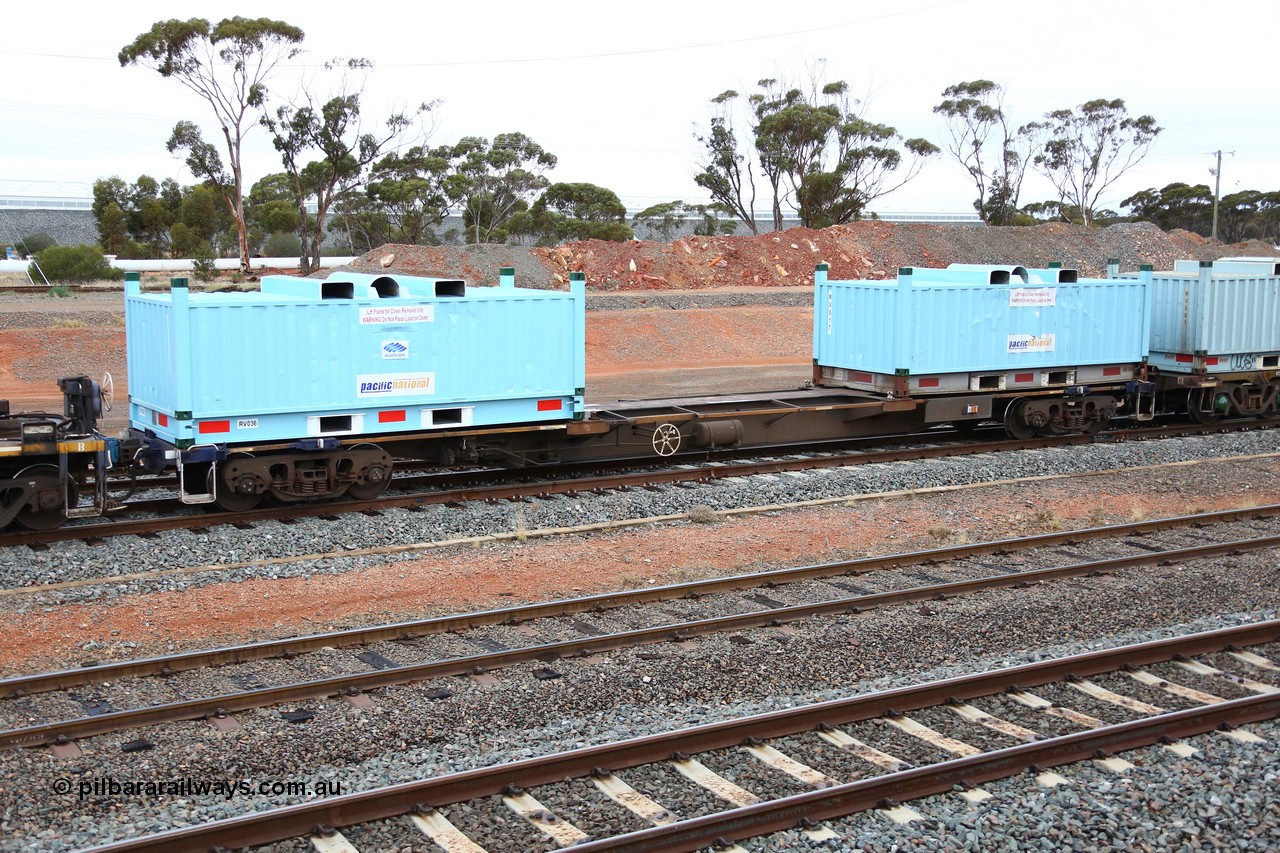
3,429,1278,606
3,571,1278,851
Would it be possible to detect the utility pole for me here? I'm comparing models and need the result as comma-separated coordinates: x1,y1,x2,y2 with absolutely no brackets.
1210,149,1222,242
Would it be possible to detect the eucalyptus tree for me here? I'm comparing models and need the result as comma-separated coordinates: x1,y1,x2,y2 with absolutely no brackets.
517,182,632,244
933,80,1030,225
119,16,305,272
261,58,432,273
444,133,558,244
696,76,937,232
1022,98,1161,226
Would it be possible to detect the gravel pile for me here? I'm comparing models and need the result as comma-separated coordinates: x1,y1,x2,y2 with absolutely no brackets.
4,430,1276,606
334,221,1277,291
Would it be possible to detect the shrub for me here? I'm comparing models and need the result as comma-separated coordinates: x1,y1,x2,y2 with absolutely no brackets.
18,232,57,256
191,243,217,282
31,245,114,284
262,231,301,258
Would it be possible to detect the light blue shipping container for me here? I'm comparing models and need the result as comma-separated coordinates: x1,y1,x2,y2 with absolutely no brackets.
126,269,586,447
813,264,1151,392
1142,260,1280,372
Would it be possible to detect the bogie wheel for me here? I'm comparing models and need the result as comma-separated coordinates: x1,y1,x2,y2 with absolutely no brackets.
211,452,264,513
1002,398,1040,440
1186,388,1221,424
346,444,393,500
13,464,77,531
1083,407,1115,435
1256,383,1280,421
651,423,682,457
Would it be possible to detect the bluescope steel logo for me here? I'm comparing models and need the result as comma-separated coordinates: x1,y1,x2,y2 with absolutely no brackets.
356,372,434,397
1007,333,1055,353
381,340,409,360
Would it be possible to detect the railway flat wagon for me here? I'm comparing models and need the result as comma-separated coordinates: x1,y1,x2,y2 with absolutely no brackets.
1129,258,1280,421
813,263,1153,436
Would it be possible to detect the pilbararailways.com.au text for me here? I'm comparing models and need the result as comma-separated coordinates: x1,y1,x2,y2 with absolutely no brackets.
52,776,345,801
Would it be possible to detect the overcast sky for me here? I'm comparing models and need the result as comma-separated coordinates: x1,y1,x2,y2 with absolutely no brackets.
2,0,1277,218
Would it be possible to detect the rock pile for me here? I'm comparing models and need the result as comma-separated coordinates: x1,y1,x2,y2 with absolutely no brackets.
337,221,1275,290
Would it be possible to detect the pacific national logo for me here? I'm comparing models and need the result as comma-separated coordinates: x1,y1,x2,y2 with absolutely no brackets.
1007,333,1055,354
381,339,409,360
356,372,434,397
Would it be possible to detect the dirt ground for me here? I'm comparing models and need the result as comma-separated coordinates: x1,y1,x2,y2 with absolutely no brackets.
4,457,1277,676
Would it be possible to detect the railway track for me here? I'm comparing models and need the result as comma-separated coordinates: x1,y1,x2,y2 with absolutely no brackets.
4,506,1276,753
3,418,1272,549
75,621,1280,852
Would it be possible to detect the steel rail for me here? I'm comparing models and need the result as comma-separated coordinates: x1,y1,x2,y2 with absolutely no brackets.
75,620,1280,853
5,504,1275,698
4,418,1271,549
5,531,1278,750
567,692,1280,853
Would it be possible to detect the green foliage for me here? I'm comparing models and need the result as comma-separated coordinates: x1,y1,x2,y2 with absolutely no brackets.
247,173,303,251
365,145,452,245
263,230,302,257
1121,184,1280,242
49,286,72,299
692,204,738,236
114,238,152,260
445,133,557,243
1121,183,1213,233
1023,98,1162,226
631,201,688,241
693,95,758,235
31,245,115,283
191,248,217,282
92,175,183,257
16,233,57,256
98,203,129,256
525,183,632,243
632,201,739,240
